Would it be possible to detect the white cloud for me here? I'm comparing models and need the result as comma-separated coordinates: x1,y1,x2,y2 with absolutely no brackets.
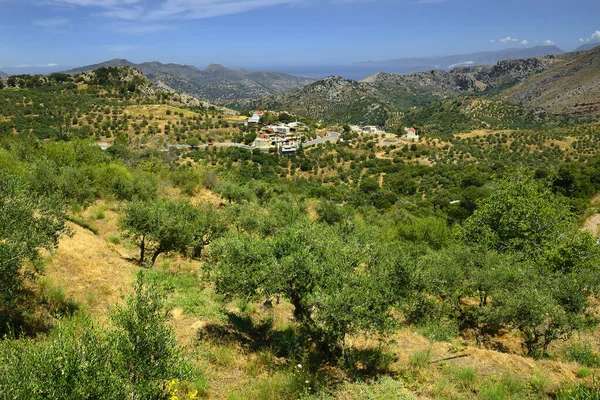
32,18,69,27
499,36,518,44
43,0,301,21
541,39,555,46
490,39,495,43
112,22,176,34
520,40,529,46
13,63,60,68
581,31,600,43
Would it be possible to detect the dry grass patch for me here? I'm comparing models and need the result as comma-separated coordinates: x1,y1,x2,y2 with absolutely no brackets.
44,222,136,317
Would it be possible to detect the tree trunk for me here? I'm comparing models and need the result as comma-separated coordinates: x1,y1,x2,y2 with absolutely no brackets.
139,235,146,265
150,248,162,267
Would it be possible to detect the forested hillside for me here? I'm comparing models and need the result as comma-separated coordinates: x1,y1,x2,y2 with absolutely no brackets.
1,67,600,399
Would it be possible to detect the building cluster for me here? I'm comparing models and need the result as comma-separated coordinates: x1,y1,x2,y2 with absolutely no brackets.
248,112,306,155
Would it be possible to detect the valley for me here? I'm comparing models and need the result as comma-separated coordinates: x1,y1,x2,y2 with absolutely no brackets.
1,45,600,400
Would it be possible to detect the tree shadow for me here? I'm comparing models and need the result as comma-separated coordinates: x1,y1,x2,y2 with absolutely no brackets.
0,286,79,338
197,311,303,359
197,311,397,381
343,347,398,380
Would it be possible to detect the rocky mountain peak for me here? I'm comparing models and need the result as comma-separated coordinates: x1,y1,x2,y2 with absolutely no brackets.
205,64,229,72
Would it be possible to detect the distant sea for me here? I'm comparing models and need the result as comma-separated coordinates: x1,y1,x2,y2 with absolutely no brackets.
249,65,431,80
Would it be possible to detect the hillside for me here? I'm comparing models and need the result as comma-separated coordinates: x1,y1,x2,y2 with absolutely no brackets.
3,63,600,399
232,76,392,125
63,59,316,102
0,66,241,145
502,46,600,115
0,71,8,79
574,42,600,52
236,56,554,125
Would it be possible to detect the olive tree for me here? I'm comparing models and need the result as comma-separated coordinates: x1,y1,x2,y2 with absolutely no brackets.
208,221,405,360
460,172,600,355
120,200,225,267
111,273,190,398
0,172,66,328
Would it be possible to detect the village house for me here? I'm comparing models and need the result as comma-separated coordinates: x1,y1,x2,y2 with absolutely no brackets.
278,138,300,155
270,125,291,134
402,127,420,142
248,111,263,124
362,125,386,135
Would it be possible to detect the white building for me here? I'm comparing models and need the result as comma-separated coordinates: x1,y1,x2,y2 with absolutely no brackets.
248,112,262,124
362,126,378,133
362,126,386,135
272,125,291,134
402,127,420,142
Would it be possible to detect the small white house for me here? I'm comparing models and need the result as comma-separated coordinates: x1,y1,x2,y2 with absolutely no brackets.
362,126,386,135
272,125,291,134
286,122,302,128
362,126,378,133
402,127,420,142
248,112,261,124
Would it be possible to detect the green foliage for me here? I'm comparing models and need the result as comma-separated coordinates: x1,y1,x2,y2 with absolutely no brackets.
120,199,225,266
209,221,404,360
462,172,574,257
0,317,128,399
0,274,193,399
460,172,600,355
402,98,549,138
0,172,66,329
315,200,348,225
111,273,190,398
396,216,452,250
555,383,600,400
566,343,600,368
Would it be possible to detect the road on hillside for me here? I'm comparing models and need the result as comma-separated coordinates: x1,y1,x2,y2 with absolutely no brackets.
302,131,341,147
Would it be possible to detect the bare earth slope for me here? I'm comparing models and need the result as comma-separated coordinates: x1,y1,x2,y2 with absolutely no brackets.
502,46,600,116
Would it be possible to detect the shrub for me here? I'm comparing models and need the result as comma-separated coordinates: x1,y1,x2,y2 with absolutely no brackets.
566,343,600,368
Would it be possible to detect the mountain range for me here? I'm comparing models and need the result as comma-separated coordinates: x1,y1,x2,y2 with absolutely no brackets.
62,60,316,102
232,56,554,125
234,46,600,125
0,71,8,79
574,42,600,52
356,45,565,72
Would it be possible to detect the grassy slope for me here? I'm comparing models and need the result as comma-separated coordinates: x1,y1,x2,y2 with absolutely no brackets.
42,193,600,400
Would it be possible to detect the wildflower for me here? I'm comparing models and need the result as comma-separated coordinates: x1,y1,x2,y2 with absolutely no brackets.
297,364,302,369
167,379,180,395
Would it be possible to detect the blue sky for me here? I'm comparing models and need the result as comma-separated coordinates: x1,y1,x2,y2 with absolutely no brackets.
1,0,599,74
